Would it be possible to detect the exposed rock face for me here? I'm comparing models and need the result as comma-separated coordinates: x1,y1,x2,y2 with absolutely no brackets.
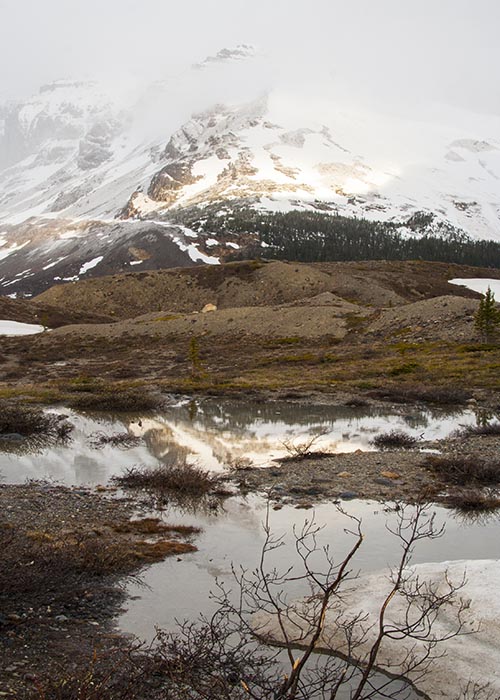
192,44,255,69
77,117,121,170
0,81,111,170
0,219,216,297
148,162,201,202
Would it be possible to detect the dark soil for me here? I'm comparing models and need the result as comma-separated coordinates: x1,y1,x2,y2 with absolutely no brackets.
0,483,200,696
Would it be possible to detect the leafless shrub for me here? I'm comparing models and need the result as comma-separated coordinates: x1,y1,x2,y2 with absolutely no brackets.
424,455,500,485
372,430,418,449
281,430,331,461
19,504,493,700
22,623,276,700
454,421,500,438
223,452,254,471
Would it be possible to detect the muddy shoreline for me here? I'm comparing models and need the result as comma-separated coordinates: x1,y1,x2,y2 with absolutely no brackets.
0,482,200,696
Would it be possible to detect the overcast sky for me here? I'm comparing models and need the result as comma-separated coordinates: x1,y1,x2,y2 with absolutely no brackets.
1,0,499,115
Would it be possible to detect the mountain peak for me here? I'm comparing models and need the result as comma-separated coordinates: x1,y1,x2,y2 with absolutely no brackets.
192,44,256,70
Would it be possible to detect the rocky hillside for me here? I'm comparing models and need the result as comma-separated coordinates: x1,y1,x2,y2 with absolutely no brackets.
34,260,494,321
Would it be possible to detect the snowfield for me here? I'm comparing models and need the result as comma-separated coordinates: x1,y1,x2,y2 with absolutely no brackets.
0,320,45,336
0,58,499,240
449,278,500,297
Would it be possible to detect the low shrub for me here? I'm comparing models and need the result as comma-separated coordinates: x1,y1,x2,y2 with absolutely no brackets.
424,455,500,485
369,385,471,405
89,432,142,449
372,430,418,449
0,401,73,448
113,462,218,497
0,525,132,612
389,362,420,376
455,422,500,438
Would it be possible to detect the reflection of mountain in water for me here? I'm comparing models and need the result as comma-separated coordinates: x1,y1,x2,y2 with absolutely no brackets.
130,416,279,470
172,400,394,436
126,400,469,472
402,413,430,430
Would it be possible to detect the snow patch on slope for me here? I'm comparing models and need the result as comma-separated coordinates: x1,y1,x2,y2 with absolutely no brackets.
0,320,44,336
449,278,500,297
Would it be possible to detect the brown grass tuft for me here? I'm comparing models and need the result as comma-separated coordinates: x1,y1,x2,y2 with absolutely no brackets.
68,389,160,413
372,430,418,450
442,488,500,513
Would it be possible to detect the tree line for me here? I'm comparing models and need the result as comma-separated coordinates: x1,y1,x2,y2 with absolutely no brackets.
178,207,500,268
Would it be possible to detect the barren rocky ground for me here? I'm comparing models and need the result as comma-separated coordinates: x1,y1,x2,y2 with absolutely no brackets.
235,433,500,506
0,482,201,696
1,259,499,404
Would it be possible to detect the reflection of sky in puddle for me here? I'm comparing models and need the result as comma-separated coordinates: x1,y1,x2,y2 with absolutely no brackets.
119,494,500,642
0,399,480,484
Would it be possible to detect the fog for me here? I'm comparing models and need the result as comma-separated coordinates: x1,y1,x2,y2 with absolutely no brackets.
1,0,499,116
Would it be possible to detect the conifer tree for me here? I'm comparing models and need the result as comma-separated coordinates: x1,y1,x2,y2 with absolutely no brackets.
475,286,500,342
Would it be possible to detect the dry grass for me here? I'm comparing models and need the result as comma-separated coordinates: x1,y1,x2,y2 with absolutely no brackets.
112,462,228,514
111,518,200,537
68,389,160,413
0,525,133,614
0,518,201,621
454,421,500,438
424,455,500,485
131,540,197,560
369,384,471,405
372,430,418,450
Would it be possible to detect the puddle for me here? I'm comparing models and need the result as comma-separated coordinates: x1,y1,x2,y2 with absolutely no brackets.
119,494,500,641
1,397,498,698
0,398,480,484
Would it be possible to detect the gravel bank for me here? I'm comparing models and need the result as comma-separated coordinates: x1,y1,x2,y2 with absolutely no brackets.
234,434,500,507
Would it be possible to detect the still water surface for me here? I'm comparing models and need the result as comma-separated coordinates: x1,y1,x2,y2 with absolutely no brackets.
0,398,480,484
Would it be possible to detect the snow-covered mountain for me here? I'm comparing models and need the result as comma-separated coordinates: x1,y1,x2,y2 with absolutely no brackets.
1,46,500,296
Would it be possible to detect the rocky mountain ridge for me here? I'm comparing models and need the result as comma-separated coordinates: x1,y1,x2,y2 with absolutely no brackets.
1,47,499,296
